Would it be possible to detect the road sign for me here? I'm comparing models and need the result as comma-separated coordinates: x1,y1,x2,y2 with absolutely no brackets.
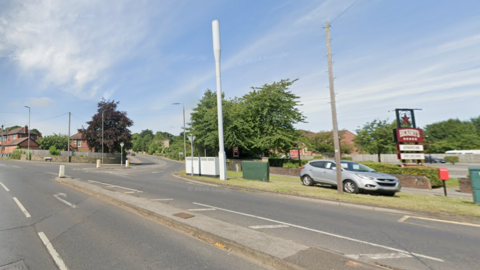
397,153,425,160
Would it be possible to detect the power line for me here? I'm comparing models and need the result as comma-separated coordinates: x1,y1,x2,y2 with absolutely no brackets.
34,113,69,124
331,0,360,24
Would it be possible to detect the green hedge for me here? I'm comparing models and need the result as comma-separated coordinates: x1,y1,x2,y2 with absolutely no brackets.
341,157,353,161
11,150,22,160
445,156,459,165
360,162,442,187
268,158,289,167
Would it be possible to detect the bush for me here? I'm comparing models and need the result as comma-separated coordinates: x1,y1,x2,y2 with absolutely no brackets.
341,156,353,161
445,156,459,165
360,162,442,187
313,155,324,159
283,162,301,168
401,166,442,187
269,158,289,167
11,149,22,160
26,152,31,160
49,146,61,156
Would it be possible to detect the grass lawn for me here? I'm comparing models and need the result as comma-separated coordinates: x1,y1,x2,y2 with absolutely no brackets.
178,170,480,218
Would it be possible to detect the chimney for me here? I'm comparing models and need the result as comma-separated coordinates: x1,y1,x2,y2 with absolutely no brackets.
24,125,28,134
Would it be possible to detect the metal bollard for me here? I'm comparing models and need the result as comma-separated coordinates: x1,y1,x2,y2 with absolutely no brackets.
97,159,101,168
59,165,65,178
126,160,129,167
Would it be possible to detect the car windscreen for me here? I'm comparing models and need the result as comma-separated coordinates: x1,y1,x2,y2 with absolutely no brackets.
341,162,374,172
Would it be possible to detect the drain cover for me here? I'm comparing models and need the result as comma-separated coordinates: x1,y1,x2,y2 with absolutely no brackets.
173,212,195,219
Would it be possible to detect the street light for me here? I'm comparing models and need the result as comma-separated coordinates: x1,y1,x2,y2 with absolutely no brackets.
24,106,30,160
188,134,196,176
173,103,187,162
120,142,124,167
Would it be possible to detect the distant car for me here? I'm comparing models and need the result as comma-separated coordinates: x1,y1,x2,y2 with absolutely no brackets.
300,160,401,196
128,151,135,156
424,156,445,163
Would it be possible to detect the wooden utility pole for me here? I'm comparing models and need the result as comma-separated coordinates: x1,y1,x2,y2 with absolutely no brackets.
325,22,343,194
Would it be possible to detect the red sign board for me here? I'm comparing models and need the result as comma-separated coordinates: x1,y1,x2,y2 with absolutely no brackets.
394,128,424,143
289,149,299,159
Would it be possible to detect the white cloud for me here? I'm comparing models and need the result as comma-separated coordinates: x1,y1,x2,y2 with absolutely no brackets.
27,97,55,107
0,0,153,99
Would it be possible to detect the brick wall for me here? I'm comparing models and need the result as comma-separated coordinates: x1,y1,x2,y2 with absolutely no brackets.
390,174,432,189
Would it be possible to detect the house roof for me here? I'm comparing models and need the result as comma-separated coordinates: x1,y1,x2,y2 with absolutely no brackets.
2,137,38,147
70,133,84,140
4,127,37,136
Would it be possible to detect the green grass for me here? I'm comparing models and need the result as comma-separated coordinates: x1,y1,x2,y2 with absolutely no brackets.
178,170,480,218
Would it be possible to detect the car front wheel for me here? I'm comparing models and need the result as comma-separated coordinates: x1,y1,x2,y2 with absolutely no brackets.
343,180,359,194
302,175,314,186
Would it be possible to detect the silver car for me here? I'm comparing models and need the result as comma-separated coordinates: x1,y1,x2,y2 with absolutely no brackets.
300,160,401,196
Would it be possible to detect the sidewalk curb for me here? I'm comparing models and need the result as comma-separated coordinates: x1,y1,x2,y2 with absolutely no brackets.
56,176,384,270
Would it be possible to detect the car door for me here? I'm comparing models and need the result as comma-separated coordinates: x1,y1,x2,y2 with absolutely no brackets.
322,161,339,185
308,161,328,183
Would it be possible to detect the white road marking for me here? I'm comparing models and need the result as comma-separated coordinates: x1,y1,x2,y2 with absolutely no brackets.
193,202,444,262
249,224,290,229
397,215,410,223
0,182,10,191
46,172,58,175
53,193,77,208
87,180,142,193
189,208,216,212
151,198,173,201
38,232,69,270
12,166,20,168
13,197,31,218
346,253,412,260
405,216,480,228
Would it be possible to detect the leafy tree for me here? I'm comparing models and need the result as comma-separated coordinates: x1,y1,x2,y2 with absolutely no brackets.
31,128,42,138
308,130,353,155
354,119,396,162
131,129,155,153
471,116,480,136
241,79,305,156
190,89,222,154
424,119,480,153
49,146,61,156
79,99,133,153
38,133,69,150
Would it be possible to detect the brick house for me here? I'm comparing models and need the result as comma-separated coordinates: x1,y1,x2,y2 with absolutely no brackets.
69,132,94,152
0,126,40,154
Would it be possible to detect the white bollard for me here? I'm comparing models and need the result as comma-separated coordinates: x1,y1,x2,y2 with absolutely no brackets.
126,160,129,167
59,165,65,178
97,159,101,168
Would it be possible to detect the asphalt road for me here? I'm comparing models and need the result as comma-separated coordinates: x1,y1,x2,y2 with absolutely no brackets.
56,154,480,270
0,160,268,270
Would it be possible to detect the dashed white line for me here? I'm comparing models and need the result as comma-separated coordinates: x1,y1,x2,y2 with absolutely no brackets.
346,253,412,260
13,197,31,218
193,202,444,262
249,225,289,229
151,198,173,201
188,208,216,212
12,166,21,168
0,182,10,191
404,216,480,228
38,232,69,270
87,180,142,193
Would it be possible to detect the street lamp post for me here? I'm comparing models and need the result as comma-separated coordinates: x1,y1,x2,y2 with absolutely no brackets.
120,142,124,167
24,106,30,159
173,103,187,161
188,134,196,176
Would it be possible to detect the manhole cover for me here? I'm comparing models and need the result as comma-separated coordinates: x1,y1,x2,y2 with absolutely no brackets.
173,212,195,219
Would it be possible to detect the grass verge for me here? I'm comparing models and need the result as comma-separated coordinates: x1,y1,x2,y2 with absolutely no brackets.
178,170,480,218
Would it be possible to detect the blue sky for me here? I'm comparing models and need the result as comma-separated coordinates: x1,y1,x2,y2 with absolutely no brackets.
1,0,479,137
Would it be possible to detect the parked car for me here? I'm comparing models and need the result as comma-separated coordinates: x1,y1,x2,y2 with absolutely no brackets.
300,160,401,196
424,156,445,163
